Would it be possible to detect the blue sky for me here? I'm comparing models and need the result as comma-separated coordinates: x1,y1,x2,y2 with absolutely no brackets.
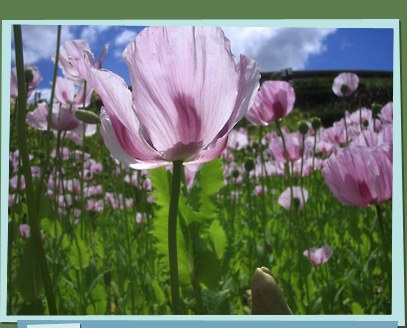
10,25,394,101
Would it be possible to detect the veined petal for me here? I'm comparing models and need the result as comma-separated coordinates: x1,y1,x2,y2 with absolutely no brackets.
54,77,76,105
70,58,159,162
100,109,167,169
123,26,240,154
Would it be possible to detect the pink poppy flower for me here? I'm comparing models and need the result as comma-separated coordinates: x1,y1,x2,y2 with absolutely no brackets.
254,185,267,196
19,224,31,238
10,64,42,100
245,81,295,125
54,77,92,106
269,131,303,163
332,72,359,97
136,212,147,223
53,39,109,83
303,245,333,265
70,26,260,169
378,102,393,124
227,128,249,150
278,186,308,210
322,145,392,207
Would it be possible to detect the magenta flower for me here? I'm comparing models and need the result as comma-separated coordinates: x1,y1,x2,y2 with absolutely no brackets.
332,72,359,97
303,245,333,265
322,145,392,207
278,186,309,210
19,224,31,238
70,26,259,169
245,81,295,125
53,39,109,82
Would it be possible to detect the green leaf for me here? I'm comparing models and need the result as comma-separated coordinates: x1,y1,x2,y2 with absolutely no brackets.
201,289,235,315
207,219,227,259
86,283,107,315
15,239,43,302
189,157,224,217
69,238,90,270
151,280,165,305
351,302,365,314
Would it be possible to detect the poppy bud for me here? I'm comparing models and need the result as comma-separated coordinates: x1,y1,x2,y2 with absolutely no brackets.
251,267,293,315
244,159,255,172
232,169,240,178
75,109,100,124
311,117,321,131
363,119,369,128
340,84,348,95
24,69,34,83
298,121,309,135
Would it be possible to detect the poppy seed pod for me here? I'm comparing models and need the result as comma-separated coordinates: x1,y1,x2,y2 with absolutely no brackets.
251,267,293,315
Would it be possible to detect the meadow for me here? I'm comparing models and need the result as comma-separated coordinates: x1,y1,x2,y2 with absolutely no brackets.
7,25,393,316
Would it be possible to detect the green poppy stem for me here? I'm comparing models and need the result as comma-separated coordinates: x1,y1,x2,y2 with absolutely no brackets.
168,160,183,314
13,24,57,315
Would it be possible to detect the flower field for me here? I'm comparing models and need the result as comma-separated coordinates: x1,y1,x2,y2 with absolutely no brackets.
7,25,392,315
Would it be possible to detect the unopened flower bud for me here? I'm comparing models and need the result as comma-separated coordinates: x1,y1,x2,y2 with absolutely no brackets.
311,117,322,131
244,159,255,172
251,267,293,315
293,197,300,209
24,69,34,83
232,169,240,178
298,121,309,135
340,84,348,95
363,119,369,128
75,109,100,124
372,103,382,117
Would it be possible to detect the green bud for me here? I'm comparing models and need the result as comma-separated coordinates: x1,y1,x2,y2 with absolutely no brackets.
311,117,322,131
372,103,382,116
24,69,34,83
363,119,369,128
251,267,293,315
232,169,240,178
298,121,309,135
75,109,100,124
252,142,259,150
340,84,348,95
244,159,255,172
293,197,301,209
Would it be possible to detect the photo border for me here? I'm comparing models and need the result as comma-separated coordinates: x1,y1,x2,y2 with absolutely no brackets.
0,17,404,328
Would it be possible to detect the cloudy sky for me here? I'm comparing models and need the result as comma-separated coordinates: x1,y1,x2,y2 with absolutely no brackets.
10,24,393,101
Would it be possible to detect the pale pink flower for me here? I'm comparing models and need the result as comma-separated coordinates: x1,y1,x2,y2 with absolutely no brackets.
378,102,393,124
54,77,92,106
269,131,303,163
227,128,249,150
303,245,333,265
332,72,359,97
70,26,260,169
254,185,267,196
245,81,295,125
53,39,109,83
19,224,31,238
322,145,392,207
10,64,42,100
278,186,309,210
136,212,147,223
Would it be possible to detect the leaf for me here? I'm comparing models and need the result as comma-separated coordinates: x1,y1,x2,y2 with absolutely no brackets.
207,219,227,259
69,238,90,270
201,289,235,315
86,283,107,315
189,157,224,217
351,302,365,314
15,239,43,302
151,280,165,305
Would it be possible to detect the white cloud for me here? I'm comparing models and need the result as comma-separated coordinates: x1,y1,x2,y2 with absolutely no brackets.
222,27,337,72
80,25,113,45
115,29,137,46
28,88,51,104
11,25,74,64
